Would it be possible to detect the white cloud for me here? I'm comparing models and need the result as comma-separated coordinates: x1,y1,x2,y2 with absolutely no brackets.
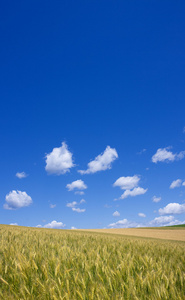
10,223,18,226
66,180,87,191
72,207,86,213
138,213,146,218
78,146,118,174
113,211,120,217
44,220,66,229
150,216,175,225
108,219,138,228
113,175,140,190
45,142,74,175
152,196,162,203
170,179,182,189
177,151,185,160
4,190,32,210
75,191,85,195
108,215,185,229
152,147,185,163
71,226,77,229
113,175,147,201
120,187,147,200
109,218,128,227
66,201,77,208
50,204,56,208
36,225,42,228
66,199,86,212
159,203,185,215
149,216,185,227
152,147,175,163
16,172,28,179
80,199,86,204
182,181,185,186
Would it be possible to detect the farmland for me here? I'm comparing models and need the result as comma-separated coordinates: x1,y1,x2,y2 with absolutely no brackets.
82,226,185,241
0,225,185,299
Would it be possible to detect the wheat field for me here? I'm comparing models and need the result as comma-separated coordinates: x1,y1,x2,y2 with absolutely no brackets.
0,225,185,299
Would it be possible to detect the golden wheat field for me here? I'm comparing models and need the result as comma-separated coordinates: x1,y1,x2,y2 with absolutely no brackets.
0,225,185,299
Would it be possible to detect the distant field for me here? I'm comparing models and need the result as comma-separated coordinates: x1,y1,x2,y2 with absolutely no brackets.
82,226,185,241
0,225,185,299
167,224,185,228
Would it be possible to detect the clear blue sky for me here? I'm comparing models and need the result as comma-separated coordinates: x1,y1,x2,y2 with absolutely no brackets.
1,0,185,229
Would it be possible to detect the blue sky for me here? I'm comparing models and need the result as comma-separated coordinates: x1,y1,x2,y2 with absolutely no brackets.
1,1,185,229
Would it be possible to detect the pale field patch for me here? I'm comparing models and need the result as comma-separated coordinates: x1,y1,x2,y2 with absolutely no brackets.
81,228,185,241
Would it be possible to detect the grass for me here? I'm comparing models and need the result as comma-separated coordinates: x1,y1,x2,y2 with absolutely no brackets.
0,225,185,299
166,224,185,228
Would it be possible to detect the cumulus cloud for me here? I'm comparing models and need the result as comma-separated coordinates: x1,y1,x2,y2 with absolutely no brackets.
4,190,32,210
152,196,162,203
71,226,77,229
150,216,175,225
152,147,175,163
10,223,18,226
113,175,140,190
45,142,74,175
78,146,118,174
177,151,185,160
152,147,185,163
120,187,147,200
149,216,185,227
113,175,147,201
72,208,86,213
16,172,28,179
108,219,138,228
66,201,77,208
108,215,185,229
113,211,120,217
66,199,86,213
138,213,146,218
169,179,185,189
66,180,87,191
170,179,182,189
159,203,185,215
44,220,66,229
